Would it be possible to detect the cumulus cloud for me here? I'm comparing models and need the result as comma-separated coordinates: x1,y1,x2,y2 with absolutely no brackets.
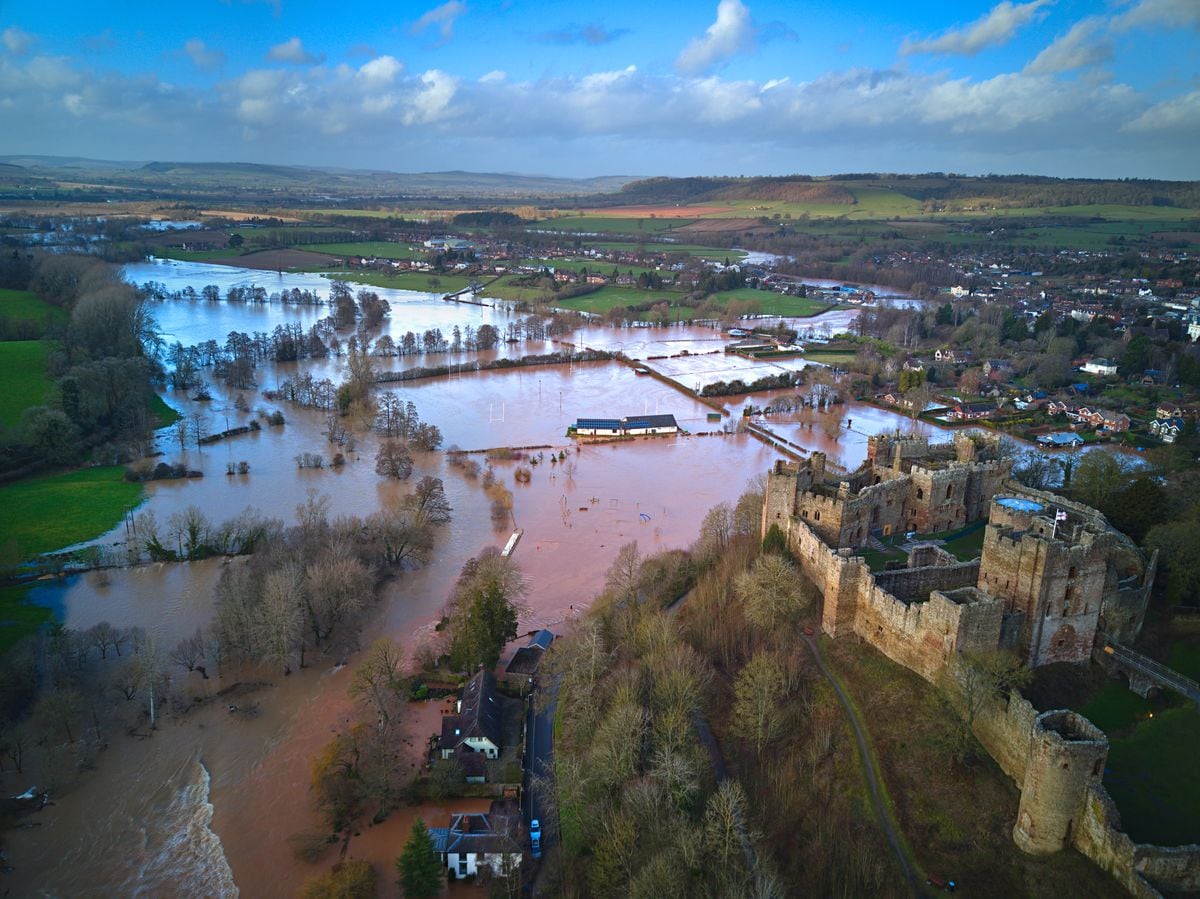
2,26,36,55
0,45,1194,177
676,0,757,75
357,55,403,89
902,0,1053,56
185,39,225,72
536,24,630,46
267,37,322,65
1025,18,1112,73
412,1,467,43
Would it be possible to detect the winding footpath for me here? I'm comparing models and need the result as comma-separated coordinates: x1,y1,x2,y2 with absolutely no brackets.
801,633,923,895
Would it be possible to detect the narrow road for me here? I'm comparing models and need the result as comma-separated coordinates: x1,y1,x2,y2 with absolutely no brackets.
801,634,921,895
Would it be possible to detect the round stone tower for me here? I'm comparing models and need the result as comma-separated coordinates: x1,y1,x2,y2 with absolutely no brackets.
1013,710,1108,855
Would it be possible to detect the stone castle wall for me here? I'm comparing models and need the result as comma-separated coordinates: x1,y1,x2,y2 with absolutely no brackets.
874,558,980,601
972,695,1200,897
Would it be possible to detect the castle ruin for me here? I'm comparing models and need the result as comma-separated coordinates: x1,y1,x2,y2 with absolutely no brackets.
761,432,1192,897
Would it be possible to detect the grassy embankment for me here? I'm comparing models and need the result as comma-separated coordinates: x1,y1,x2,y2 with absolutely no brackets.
0,467,145,651
827,640,1124,896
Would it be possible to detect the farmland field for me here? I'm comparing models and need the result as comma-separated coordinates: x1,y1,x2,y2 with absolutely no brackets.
708,288,833,317
0,288,67,327
0,340,54,426
533,214,693,234
299,241,427,260
326,270,474,293
0,466,143,560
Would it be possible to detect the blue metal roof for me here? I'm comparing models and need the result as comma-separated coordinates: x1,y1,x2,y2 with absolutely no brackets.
576,418,621,429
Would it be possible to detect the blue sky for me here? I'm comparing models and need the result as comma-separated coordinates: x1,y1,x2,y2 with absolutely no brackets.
1,0,1198,179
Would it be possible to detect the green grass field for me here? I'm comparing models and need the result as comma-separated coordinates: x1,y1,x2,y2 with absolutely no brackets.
709,288,832,317
590,242,748,259
0,341,54,427
0,288,67,333
323,270,474,294
300,241,427,260
155,247,245,262
800,350,859,365
0,584,53,654
1103,706,1200,845
551,286,681,315
0,466,143,560
484,275,557,304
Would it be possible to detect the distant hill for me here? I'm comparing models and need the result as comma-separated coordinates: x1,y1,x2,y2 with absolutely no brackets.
593,173,1200,211
0,157,642,200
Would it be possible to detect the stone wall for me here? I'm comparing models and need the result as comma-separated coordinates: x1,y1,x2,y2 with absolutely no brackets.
1013,711,1108,855
854,585,1002,681
874,558,980,602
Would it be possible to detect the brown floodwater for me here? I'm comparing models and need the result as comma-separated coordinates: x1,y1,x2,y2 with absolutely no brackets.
5,261,1120,896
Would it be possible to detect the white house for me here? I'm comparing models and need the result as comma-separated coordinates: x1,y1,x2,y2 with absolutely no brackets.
440,670,502,761
1080,358,1119,376
1150,417,1185,444
428,802,524,880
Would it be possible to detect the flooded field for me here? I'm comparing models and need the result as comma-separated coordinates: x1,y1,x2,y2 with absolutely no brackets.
4,259,1108,896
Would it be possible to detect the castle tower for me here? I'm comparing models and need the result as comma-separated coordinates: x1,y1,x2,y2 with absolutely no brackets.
1013,710,1108,855
978,500,1107,667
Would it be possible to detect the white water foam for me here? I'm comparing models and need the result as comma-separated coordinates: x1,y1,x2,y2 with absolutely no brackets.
130,755,238,898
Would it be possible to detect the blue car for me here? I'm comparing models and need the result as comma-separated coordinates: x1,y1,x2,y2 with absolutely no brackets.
530,818,542,859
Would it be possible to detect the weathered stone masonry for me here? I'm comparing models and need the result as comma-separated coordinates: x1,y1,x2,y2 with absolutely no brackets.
762,435,1192,896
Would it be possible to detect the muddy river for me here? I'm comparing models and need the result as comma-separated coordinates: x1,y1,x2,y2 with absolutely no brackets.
0,260,1098,896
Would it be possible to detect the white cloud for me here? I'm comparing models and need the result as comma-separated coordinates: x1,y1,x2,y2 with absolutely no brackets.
676,0,757,75
0,45,1195,178
1114,0,1200,31
1123,90,1200,133
184,39,225,72
412,1,468,43
1025,18,1112,73
267,37,322,65
902,0,1053,56
403,69,458,125
480,70,507,83
2,26,36,55
357,55,403,88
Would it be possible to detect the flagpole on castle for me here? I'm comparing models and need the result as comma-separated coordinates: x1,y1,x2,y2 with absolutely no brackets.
1052,508,1067,539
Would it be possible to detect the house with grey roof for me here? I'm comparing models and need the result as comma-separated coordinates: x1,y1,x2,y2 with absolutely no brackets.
440,670,502,761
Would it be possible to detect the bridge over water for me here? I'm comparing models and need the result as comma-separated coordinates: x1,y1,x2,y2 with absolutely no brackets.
1097,637,1200,709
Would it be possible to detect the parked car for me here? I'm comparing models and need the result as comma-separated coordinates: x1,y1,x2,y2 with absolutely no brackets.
530,818,542,859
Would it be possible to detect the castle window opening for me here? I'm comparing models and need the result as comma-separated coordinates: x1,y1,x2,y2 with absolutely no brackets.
916,487,924,500
946,484,954,499
1069,565,1077,579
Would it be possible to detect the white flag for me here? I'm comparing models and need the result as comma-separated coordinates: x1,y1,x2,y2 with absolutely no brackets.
1055,510,1067,522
